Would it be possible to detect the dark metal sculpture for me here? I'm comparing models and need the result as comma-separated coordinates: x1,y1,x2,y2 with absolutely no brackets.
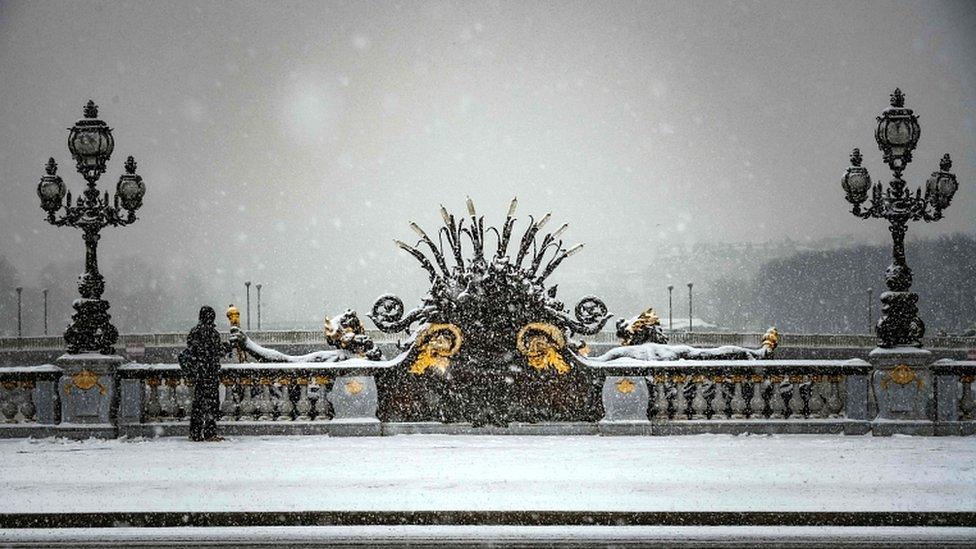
841,89,960,348
371,198,611,425
36,101,146,354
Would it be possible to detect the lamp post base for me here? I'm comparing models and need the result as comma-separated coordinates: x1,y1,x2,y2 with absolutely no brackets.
55,353,126,430
64,298,119,355
876,290,924,349
868,347,933,430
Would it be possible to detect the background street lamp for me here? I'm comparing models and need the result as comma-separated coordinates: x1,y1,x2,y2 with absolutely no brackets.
687,282,694,333
245,281,252,330
841,89,960,348
36,100,146,354
866,287,873,336
15,287,22,338
42,288,49,336
256,283,262,330
667,284,674,332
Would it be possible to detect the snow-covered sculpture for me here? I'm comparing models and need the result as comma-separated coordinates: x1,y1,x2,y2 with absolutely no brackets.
591,326,780,362
371,198,611,425
229,309,382,362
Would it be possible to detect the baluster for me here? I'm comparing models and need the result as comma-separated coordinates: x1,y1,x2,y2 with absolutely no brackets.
826,375,844,418
673,376,688,420
691,376,708,419
652,375,669,420
1,381,18,422
238,377,257,420
175,378,192,420
768,376,785,419
295,377,313,421
787,376,804,418
19,381,36,422
257,378,275,420
806,376,825,418
749,375,765,418
729,376,746,419
160,378,178,420
709,376,727,419
220,377,239,420
145,377,162,421
313,375,331,420
276,377,294,421
959,375,975,420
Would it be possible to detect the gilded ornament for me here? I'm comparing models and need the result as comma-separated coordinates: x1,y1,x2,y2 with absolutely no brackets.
1,381,16,391
344,379,364,395
516,322,570,374
65,369,106,395
409,323,463,375
761,327,780,352
225,304,241,328
616,378,636,394
881,364,923,390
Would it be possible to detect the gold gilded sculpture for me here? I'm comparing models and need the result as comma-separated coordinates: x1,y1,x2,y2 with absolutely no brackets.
517,322,570,374
761,327,780,353
226,304,241,327
409,323,463,375
619,307,662,346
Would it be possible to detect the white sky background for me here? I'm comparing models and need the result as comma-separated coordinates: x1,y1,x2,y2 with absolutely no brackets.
0,0,973,324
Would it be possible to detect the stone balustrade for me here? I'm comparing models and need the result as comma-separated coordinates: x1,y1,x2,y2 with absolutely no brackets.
0,357,973,438
116,363,382,437
932,360,976,435
592,359,871,435
0,365,61,436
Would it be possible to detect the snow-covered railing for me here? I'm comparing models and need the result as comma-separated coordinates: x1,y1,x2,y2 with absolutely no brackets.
591,359,872,435
1,357,974,438
116,361,386,437
933,360,976,430
0,365,61,431
3,331,975,352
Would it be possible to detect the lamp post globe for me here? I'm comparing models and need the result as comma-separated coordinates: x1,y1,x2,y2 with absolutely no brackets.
67,100,114,181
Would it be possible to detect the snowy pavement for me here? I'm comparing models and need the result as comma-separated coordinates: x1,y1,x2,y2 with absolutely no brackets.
0,434,974,514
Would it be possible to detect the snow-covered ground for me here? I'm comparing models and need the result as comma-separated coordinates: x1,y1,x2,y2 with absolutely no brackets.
1,434,974,514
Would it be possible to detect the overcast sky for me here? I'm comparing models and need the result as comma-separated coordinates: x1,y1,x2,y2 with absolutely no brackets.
0,0,973,323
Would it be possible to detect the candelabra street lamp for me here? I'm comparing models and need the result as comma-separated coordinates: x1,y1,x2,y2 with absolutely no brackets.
841,89,960,348
36,100,146,354
667,284,674,331
256,283,262,330
15,287,23,338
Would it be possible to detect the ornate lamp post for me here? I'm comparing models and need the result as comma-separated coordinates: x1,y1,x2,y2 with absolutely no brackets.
687,282,694,333
841,89,959,348
36,100,146,354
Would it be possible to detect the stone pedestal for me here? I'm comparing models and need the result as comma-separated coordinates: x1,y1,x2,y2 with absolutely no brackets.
55,353,125,438
868,347,933,436
599,376,651,435
327,375,380,436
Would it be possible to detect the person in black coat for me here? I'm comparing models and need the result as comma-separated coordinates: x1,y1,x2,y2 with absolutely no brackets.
179,306,231,441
